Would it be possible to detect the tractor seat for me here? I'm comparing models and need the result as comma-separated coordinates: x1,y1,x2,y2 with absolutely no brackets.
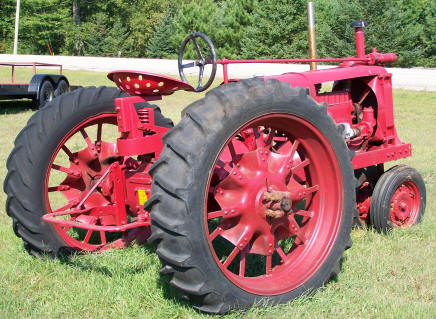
108,71,195,96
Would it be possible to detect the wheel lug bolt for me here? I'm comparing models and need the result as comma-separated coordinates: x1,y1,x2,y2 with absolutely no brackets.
239,243,244,248
268,249,273,254
269,243,273,247
224,211,228,215
231,209,235,213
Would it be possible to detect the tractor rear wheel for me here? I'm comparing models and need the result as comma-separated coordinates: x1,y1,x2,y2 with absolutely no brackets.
4,86,173,258
370,165,426,233
147,78,355,313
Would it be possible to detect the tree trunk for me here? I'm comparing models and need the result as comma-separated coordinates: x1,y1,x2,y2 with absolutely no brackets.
73,0,81,26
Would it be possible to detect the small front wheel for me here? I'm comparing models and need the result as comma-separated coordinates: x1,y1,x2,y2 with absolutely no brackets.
370,165,426,233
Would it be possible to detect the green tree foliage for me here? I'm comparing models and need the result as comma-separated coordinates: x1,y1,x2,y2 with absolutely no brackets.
146,8,177,58
240,0,308,59
0,0,16,53
214,0,255,58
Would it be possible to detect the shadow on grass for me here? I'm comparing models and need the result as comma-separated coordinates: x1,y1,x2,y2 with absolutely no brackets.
0,99,35,114
56,243,158,277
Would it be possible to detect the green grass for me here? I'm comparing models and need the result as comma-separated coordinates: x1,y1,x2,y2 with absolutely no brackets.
0,69,435,318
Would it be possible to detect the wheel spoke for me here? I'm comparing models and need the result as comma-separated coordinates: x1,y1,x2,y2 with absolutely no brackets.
275,245,289,263
51,164,70,174
182,62,196,69
48,185,66,192
209,226,223,241
266,255,272,274
96,123,103,143
216,159,232,173
80,128,98,155
294,210,315,218
289,140,300,159
228,140,238,162
191,36,204,59
277,140,301,177
264,129,274,147
61,145,75,161
223,247,239,268
292,158,310,172
208,208,241,220
100,231,106,245
198,65,204,88
239,250,246,276
83,230,93,244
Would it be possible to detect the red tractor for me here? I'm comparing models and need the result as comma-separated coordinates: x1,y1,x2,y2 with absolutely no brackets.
4,15,426,313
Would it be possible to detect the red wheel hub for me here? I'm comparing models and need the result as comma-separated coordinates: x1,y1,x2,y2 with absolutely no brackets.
205,114,344,295
390,181,420,227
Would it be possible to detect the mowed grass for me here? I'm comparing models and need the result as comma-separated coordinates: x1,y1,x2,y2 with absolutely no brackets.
0,68,435,318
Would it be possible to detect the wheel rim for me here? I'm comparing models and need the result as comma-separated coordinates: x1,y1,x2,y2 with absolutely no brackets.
389,181,420,227
204,114,344,295
45,113,122,251
43,85,54,103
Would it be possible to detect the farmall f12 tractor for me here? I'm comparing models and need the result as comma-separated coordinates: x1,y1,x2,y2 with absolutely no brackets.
4,6,426,314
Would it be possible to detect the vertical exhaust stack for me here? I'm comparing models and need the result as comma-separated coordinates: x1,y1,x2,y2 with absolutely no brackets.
351,20,367,58
307,2,317,70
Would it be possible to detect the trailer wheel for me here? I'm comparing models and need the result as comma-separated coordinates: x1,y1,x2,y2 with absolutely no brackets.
147,78,355,313
54,79,69,97
4,86,173,258
36,80,55,108
370,165,426,233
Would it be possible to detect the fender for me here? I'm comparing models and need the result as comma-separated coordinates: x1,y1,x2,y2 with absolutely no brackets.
28,74,69,99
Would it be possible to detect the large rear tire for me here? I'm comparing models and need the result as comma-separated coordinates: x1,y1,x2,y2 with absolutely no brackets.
147,78,355,313
4,86,173,258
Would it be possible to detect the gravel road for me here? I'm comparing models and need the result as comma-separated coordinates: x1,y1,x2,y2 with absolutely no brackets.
1,54,434,91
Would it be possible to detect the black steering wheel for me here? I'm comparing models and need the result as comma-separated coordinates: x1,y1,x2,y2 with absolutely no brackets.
178,32,217,92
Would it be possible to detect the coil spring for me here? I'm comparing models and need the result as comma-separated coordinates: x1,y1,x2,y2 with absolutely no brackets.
137,108,150,124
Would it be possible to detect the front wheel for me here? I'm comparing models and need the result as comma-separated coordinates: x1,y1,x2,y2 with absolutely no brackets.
147,78,355,313
370,165,426,233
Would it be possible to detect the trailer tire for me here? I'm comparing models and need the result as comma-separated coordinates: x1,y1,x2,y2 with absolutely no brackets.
36,80,55,108
4,86,173,258
54,79,69,97
147,78,355,313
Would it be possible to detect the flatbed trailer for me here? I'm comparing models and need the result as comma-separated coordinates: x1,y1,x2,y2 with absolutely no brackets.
0,62,79,108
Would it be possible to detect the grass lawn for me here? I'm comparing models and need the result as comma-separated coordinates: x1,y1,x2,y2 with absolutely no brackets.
0,68,435,318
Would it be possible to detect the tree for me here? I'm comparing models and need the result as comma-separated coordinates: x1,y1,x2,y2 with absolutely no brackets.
0,0,16,53
241,0,308,59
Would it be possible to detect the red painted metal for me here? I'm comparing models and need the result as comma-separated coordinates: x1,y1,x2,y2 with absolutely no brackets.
41,20,416,250
115,96,170,157
42,102,165,251
0,62,63,84
390,181,421,227
204,114,343,294
108,71,195,96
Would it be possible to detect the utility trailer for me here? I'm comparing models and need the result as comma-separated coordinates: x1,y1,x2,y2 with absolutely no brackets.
0,62,78,108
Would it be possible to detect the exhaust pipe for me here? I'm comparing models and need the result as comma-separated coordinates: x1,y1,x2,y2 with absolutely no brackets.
307,2,317,70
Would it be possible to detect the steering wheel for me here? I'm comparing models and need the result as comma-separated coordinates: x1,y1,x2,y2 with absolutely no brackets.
178,32,217,92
